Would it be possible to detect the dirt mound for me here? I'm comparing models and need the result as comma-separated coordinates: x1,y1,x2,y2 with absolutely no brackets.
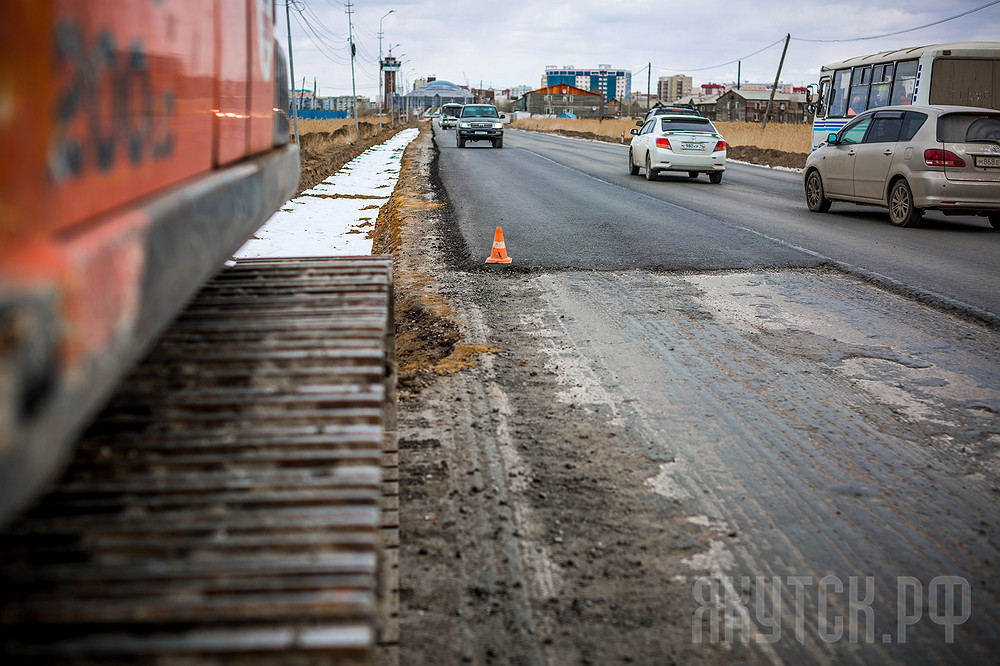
551,129,622,143
727,145,808,170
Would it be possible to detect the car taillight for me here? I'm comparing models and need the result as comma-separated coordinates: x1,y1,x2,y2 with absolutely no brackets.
714,140,727,152
924,149,966,167
656,138,671,149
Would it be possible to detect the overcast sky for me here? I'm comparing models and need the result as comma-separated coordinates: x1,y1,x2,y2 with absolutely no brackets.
277,0,1000,98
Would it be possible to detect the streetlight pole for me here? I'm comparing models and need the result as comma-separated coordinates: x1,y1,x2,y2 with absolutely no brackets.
346,1,359,137
378,9,394,132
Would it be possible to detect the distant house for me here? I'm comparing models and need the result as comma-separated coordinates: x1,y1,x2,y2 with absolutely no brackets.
715,89,811,123
515,85,604,119
672,94,722,120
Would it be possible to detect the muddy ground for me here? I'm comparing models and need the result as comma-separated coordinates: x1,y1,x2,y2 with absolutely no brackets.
301,121,996,664
297,122,801,663
366,125,751,664
296,123,804,662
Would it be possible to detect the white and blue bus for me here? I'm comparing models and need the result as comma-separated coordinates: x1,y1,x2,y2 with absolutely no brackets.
808,41,1000,150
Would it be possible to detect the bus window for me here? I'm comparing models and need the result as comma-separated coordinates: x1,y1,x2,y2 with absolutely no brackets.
828,69,851,117
890,59,918,105
848,66,871,115
869,63,893,109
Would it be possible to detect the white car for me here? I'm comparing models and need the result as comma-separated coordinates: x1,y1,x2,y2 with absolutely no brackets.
629,114,727,183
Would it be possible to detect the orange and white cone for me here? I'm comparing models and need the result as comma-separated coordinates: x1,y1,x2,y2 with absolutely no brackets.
485,226,513,264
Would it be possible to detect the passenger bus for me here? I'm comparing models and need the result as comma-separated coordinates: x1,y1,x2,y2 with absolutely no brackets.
808,41,1000,150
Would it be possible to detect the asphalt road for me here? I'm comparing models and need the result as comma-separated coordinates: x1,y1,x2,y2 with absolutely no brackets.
440,126,1000,322
408,123,1000,664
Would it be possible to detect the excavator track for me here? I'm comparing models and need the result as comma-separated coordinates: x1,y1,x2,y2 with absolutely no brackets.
0,257,398,665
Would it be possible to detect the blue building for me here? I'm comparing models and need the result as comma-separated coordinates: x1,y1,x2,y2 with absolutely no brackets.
543,65,631,102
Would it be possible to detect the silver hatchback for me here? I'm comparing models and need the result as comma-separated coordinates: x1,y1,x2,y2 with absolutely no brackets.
803,105,1000,228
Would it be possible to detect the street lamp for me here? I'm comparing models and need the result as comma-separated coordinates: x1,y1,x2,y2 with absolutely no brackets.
378,9,394,130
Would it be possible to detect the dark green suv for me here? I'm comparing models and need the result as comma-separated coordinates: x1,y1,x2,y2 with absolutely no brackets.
456,104,505,148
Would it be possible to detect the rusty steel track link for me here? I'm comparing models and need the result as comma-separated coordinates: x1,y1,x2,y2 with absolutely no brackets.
0,257,398,664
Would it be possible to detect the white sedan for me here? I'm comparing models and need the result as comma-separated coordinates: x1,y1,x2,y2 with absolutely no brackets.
629,114,727,183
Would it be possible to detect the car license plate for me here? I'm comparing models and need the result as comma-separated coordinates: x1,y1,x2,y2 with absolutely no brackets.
681,142,703,151
974,156,1000,168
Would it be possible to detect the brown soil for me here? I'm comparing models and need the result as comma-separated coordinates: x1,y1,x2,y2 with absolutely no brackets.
726,145,809,169
538,128,809,170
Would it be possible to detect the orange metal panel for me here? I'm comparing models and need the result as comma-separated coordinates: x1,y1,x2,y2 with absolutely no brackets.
215,0,250,165
0,3,53,256
1,1,217,237
248,0,278,153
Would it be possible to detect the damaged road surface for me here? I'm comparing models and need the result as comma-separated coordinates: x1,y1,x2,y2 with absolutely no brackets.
376,124,1000,665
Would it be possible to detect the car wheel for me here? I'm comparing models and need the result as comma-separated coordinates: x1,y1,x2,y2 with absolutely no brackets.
888,179,923,227
644,153,657,181
688,171,699,179
708,172,723,184
988,213,999,229
457,136,465,149
496,138,503,149
805,170,831,212
629,150,640,176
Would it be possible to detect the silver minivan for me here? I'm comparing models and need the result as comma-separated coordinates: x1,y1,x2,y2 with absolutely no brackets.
804,104,1000,228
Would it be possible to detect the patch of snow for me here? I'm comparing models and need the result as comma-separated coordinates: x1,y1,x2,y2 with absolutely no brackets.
235,128,419,259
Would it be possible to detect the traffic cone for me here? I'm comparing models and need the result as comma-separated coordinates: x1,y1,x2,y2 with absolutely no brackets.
485,226,513,264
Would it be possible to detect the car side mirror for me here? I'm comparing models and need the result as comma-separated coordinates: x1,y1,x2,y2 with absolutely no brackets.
630,128,639,135
500,114,506,119
827,133,839,145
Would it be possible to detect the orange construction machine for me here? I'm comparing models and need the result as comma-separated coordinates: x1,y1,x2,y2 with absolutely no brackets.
0,1,300,522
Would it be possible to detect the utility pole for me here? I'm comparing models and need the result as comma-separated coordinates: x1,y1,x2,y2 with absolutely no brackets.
285,1,299,144
647,62,651,112
762,33,790,132
346,1,359,136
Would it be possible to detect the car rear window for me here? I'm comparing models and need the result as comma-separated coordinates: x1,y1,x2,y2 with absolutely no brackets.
659,117,715,133
937,113,1000,143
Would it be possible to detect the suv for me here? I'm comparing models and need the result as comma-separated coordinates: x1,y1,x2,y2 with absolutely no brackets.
456,104,505,148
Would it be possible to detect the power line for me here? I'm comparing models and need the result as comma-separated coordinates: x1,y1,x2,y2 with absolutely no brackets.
634,1,999,80
635,36,786,76
291,10,349,65
299,3,350,44
792,0,1000,42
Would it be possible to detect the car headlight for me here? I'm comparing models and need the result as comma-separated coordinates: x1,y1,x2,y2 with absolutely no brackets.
493,122,503,129
459,121,470,128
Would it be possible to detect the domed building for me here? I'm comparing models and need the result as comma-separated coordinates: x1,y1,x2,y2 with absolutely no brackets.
403,78,474,111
